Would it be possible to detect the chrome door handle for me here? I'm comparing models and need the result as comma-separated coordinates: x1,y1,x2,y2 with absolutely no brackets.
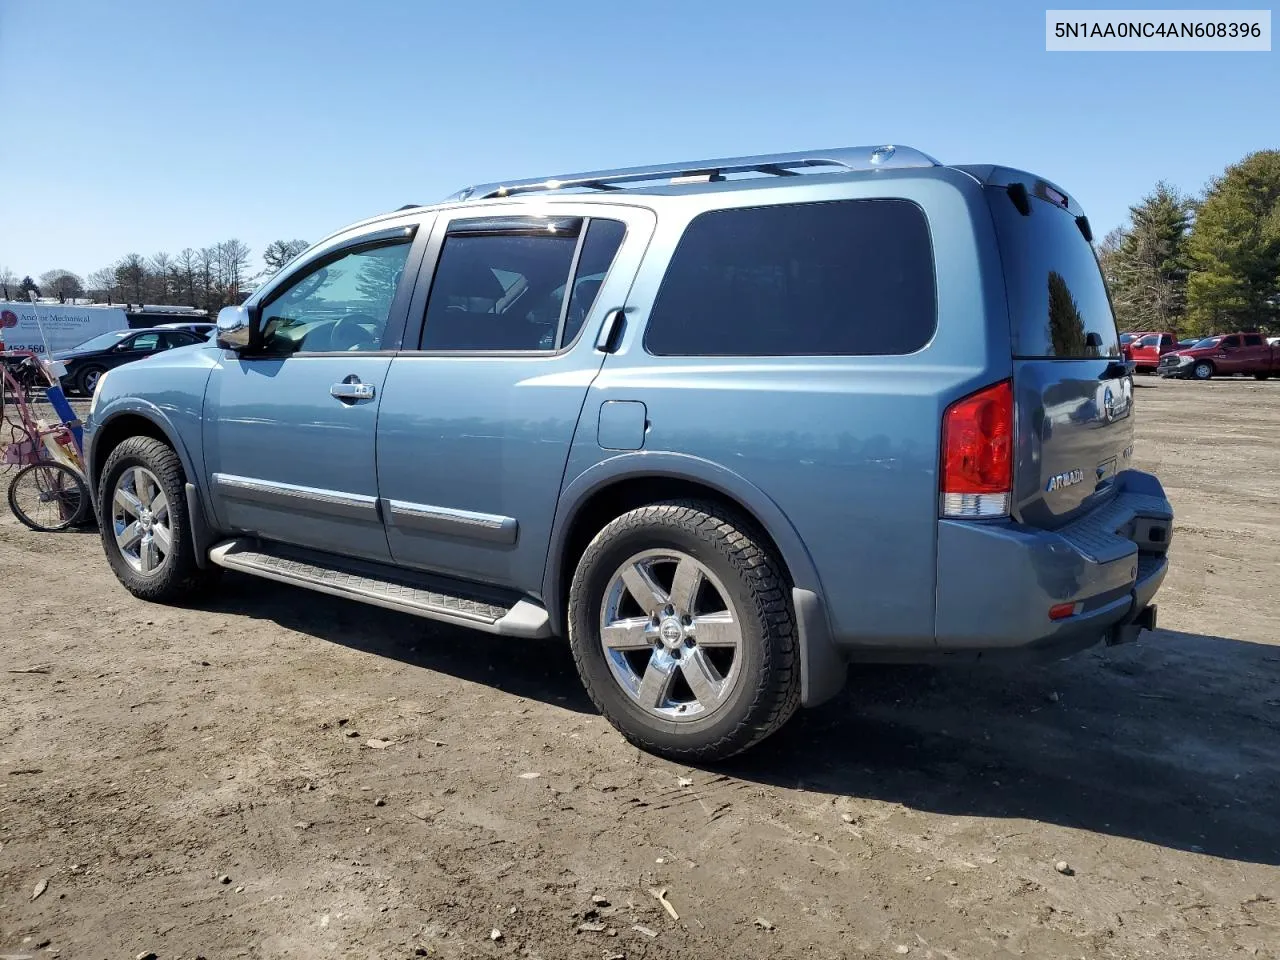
330,381,375,401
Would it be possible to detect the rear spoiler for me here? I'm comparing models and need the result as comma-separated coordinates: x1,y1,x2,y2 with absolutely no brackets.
950,164,1093,242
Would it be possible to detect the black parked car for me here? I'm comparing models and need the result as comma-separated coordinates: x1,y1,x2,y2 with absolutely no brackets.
55,327,205,396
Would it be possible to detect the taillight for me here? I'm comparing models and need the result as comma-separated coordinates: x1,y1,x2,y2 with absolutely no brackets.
939,379,1013,519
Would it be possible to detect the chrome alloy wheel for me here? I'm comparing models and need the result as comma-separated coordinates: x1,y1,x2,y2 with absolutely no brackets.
111,466,172,575
599,549,744,722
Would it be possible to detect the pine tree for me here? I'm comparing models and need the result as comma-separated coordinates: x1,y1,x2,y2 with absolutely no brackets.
1186,150,1280,335
1108,182,1192,333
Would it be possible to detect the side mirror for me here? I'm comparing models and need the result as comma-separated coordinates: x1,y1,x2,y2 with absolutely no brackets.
216,305,255,351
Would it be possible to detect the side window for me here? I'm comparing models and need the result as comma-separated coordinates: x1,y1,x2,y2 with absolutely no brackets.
561,219,626,346
1222,335,1241,348
644,199,936,357
259,240,412,355
420,217,593,352
1138,334,1160,346
1243,334,1263,346
129,333,160,352
1161,335,1175,347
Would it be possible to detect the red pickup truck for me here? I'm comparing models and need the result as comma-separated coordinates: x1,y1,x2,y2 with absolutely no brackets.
1157,332,1280,380
1127,331,1179,372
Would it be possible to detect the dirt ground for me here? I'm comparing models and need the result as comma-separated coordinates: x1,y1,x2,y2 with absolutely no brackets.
2,377,1277,960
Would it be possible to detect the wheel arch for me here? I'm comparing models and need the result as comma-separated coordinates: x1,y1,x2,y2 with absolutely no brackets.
543,454,845,707
88,404,196,504
90,406,218,571
546,455,822,621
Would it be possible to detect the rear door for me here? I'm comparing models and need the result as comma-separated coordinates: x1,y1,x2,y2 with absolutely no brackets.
1240,333,1265,372
985,177,1134,529
375,203,655,591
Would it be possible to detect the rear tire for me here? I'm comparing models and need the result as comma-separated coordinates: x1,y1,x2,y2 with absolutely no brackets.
98,437,220,603
1192,361,1214,381
1255,373,1271,381
568,500,800,762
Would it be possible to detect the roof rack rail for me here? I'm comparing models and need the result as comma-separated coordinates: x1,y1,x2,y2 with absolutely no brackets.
444,144,939,202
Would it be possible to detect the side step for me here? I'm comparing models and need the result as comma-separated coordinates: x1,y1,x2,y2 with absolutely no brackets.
207,539,552,639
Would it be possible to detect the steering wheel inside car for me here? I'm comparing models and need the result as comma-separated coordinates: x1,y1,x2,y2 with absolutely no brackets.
329,313,379,351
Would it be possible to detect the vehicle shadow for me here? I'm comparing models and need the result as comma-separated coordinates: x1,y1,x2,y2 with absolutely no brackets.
210,571,596,714
725,628,1280,867
208,574,1280,867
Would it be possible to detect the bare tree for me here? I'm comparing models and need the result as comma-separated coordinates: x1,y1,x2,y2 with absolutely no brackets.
174,248,199,305
39,270,86,301
149,252,174,303
198,247,217,311
115,253,147,304
1,265,18,300
216,239,252,302
87,267,118,303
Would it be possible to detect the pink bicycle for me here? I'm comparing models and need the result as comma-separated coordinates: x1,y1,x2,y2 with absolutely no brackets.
1,349,91,532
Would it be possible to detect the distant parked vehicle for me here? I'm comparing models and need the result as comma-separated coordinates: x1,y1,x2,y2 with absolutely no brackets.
154,321,215,338
1120,332,1140,361
1158,332,1280,380
1128,331,1179,372
54,326,206,395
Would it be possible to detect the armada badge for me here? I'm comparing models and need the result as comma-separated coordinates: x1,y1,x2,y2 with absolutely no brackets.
1046,469,1085,493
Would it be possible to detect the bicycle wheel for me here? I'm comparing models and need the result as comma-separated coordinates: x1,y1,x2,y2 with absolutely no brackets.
7,460,90,532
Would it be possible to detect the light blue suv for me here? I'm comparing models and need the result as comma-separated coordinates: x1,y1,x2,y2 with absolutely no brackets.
84,145,1172,760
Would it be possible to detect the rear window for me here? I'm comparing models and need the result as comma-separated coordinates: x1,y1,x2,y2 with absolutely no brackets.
644,199,936,356
987,187,1120,359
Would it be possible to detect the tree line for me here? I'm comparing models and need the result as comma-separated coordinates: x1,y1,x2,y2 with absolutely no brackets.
1097,149,1280,337
1,238,309,314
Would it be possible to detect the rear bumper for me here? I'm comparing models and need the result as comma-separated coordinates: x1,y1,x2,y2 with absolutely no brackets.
932,469,1172,655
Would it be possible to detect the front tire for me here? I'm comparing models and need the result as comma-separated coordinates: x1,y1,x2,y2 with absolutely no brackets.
1255,372,1271,381
568,500,800,762
1193,361,1214,381
98,437,220,603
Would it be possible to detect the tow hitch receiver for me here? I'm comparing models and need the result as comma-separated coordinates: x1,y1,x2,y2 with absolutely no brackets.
1107,603,1157,646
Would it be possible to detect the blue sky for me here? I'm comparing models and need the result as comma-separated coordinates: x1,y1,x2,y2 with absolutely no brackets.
0,0,1274,283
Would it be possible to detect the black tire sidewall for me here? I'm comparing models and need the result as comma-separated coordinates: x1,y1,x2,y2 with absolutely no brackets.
569,507,788,758
98,438,198,599
77,366,104,396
